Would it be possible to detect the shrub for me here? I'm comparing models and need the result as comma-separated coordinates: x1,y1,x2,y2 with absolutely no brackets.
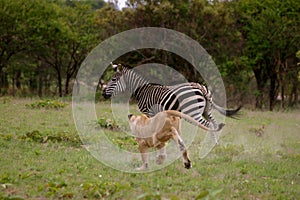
25,99,68,109
96,117,118,130
20,130,81,147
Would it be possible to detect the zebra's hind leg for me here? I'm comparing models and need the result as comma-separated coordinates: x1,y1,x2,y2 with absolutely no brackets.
203,105,224,144
200,113,220,144
209,119,220,145
210,131,218,145
170,127,191,169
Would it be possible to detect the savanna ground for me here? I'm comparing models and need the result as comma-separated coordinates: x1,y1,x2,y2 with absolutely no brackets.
0,98,299,199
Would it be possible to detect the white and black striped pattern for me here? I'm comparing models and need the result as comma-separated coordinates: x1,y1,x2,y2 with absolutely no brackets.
102,65,239,132
134,83,217,129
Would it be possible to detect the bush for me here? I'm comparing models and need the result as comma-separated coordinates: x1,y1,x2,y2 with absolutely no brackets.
96,117,118,130
20,130,81,147
25,99,68,109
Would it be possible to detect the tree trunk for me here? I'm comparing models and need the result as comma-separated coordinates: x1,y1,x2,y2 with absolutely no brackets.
58,72,63,97
12,76,15,96
54,64,63,97
1,71,9,94
44,77,50,96
253,66,267,109
280,85,285,109
15,70,21,89
269,72,277,111
65,75,70,96
289,80,298,107
255,82,264,109
38,76,43,97
278,59,287,109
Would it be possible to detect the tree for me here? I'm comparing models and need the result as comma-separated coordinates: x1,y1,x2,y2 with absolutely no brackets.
233,0,300,110
32,2,100,96
0,0,37,93
59,2,100,96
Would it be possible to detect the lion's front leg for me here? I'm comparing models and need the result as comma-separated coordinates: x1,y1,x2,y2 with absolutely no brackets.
136,142,149,170
156,144,167,165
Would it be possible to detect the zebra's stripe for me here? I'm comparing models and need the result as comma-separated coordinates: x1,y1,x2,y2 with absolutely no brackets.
103,66,219,130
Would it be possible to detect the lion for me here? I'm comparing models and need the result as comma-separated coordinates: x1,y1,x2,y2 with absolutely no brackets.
128,110,225,170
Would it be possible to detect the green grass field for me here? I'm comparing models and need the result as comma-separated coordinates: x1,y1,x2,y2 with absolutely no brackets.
0,98,299,199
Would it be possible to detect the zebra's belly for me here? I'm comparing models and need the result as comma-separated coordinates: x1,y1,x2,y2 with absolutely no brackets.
139,97,206,120
178,98,206,120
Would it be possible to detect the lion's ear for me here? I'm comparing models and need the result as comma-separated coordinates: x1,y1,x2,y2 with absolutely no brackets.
141,114,149,120
128,114,133,120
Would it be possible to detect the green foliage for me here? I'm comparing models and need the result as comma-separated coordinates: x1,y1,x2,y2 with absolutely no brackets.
22,130,44,143
20,130,81,147
214,144,245,158
111,135,137,149
1,97,12,104
0,0,102,96
195,188,223,200
45,180,69,197
137,191,162,200
0,0,299,104
80,181,125,198
232,0,300,109
96,117,119,129
0,133,14,141
0,173,14,184
25,99,68,109
0,100,300,199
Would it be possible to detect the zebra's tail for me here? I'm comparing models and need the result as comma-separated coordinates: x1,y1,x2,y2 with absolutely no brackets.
212,102,242,118
164,110,225,132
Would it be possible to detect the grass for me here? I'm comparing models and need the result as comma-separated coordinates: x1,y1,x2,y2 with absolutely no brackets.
0,98,299,199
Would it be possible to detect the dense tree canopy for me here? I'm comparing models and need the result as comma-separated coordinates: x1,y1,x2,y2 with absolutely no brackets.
0,0,299,109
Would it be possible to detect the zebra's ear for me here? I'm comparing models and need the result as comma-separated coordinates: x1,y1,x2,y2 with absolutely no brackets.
116,64,123,72
111,63,123,72
111,62,118,72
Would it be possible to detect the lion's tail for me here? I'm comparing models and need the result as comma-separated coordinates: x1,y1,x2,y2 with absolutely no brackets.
164,110,224,132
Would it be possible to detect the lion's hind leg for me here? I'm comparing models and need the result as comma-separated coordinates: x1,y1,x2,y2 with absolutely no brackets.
170,127,191,169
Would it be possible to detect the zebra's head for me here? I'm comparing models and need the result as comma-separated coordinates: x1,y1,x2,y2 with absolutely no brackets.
102,64,127,99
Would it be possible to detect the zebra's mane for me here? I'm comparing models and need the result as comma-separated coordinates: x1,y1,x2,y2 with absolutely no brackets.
148,83,163,86
120,65,149,83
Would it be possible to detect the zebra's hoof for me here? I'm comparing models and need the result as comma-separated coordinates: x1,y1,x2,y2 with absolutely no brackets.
218,123,225,131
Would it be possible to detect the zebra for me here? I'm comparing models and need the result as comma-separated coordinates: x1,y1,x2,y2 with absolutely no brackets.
103,64,240,143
